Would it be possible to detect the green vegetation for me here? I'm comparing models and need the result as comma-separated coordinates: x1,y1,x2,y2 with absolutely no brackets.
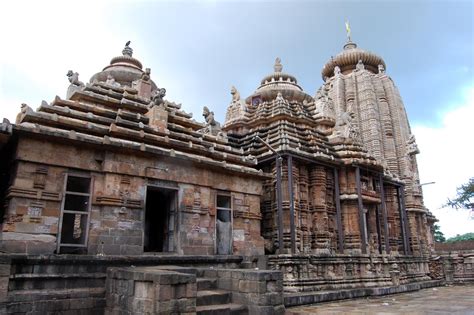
434,224,446,243
445,177,474,210
446,232,474,243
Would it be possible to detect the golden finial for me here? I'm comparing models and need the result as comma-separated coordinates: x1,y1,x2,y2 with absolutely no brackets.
345,20,351,42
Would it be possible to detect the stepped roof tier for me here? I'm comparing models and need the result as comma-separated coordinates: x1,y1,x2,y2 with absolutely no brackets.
224,58,382,172
8,43,264,179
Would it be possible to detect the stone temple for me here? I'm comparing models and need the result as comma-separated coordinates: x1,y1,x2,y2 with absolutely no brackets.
0,39,445,314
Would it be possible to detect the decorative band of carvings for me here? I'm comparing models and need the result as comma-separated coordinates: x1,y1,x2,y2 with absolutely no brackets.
182,206,208,215
6,187,61,201
94,196,143,209
233,210,262,220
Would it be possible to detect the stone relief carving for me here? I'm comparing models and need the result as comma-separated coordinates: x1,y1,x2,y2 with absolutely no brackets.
406,134,420,156
333,111,361,142
334,65,341,76
314,85,335,118
67,70,85,87
275,92,285,103
356,59,365,71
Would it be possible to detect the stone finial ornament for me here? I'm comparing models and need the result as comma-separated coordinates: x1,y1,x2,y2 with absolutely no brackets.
274,57,283,73
67,70,85,87
122,41,133,57
231,86,241,102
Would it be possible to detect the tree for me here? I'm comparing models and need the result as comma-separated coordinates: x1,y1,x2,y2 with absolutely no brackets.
445,177,474,209
433,224,446,243
446,233,474,243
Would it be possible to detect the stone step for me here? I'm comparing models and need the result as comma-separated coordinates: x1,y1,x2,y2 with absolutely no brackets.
197,290,231,306
197,277,218,290
196,303,248,315
8,273,105,290
8,287,105,302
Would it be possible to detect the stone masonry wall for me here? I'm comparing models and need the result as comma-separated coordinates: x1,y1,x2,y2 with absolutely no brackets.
1,137,265,256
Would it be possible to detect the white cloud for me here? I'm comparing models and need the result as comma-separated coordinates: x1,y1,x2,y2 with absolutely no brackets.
414,86,474,238
0,0,126,121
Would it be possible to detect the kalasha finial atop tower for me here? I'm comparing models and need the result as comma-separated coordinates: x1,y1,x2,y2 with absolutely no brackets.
345,20,351,43
122,41,133,57
274,57,283,72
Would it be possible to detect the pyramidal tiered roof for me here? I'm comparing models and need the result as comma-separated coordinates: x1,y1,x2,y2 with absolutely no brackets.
223,58,381,170
5,43,263,178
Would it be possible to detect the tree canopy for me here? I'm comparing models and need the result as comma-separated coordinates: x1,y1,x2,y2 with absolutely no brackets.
445,177,474,209
446,232,474,243
433,224,446,243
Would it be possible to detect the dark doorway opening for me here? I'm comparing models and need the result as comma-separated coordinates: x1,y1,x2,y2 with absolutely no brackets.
144,187,177,252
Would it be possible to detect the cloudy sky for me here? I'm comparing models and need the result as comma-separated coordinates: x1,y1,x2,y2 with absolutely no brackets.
0,0,472,237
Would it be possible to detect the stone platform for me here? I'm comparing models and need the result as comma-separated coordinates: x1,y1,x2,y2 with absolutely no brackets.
286,284,474,314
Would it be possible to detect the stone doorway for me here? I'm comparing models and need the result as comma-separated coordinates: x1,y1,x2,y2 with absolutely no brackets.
144,186,177,253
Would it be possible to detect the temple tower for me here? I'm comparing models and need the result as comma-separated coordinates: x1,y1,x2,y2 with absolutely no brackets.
321,39,431,255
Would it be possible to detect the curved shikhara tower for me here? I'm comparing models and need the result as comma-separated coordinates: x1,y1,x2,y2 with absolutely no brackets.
322,41,431,250
323,41,423,205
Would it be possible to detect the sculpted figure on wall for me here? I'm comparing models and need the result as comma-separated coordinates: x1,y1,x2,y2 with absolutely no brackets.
406,134,420,156
15,103,34,124
200,106,225,137
106,74,120,87
231,86,241,103
356,60,365,71
141,68,151,82
149,88,166,107
314,85,335,118
67,70,85,87
225,86,246,124
334,111,361,142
